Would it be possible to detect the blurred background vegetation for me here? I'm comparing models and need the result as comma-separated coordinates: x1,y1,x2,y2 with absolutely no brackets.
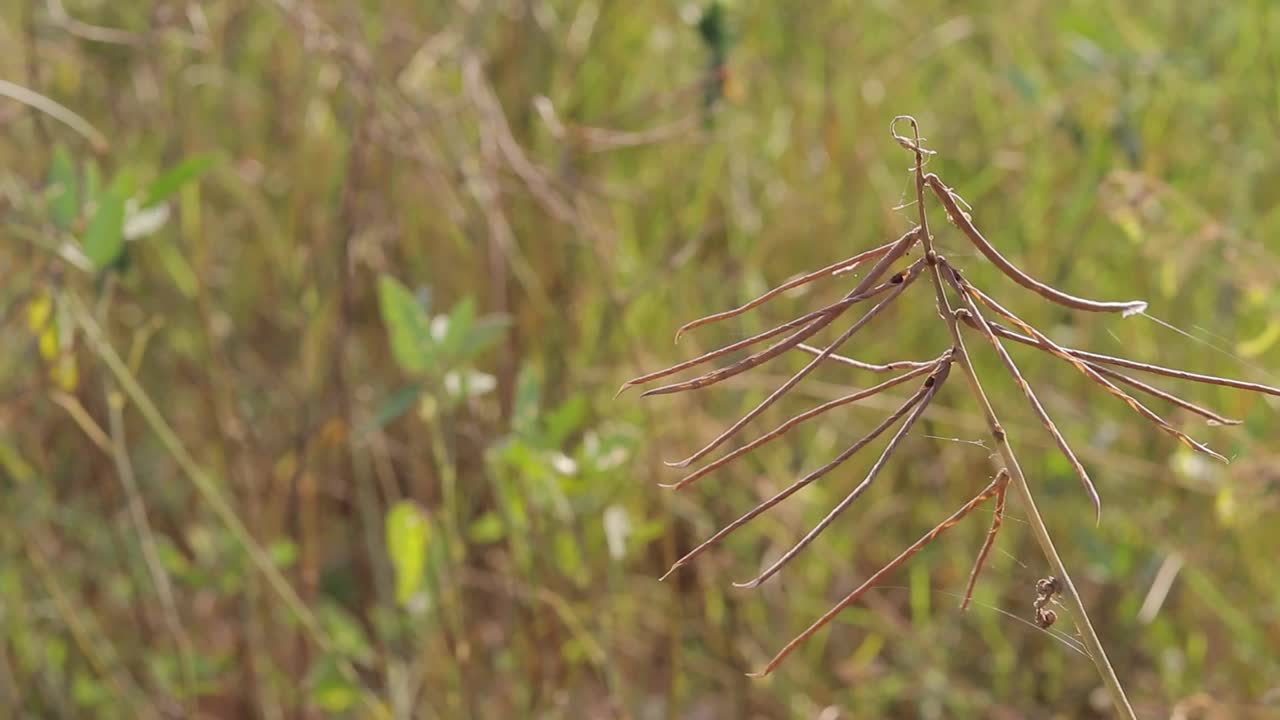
2,0,1279,718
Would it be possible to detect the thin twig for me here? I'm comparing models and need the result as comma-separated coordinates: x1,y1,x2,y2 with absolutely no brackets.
938,265,1102,518
891,115,1136,719
733,360,951,589
794,344,936,372
1092,365,1240,426
106,387,197,707
916,171,1147,315
620,277,897,395
953,311,1241,424
624,227,922,395
960,472,1008,610
660,368,942,580
749,467,1009,677
665,260,925,467
960,276,1228,462
673,237,899,342
961,314,1280,400
0,78,108,152
661,359,940,490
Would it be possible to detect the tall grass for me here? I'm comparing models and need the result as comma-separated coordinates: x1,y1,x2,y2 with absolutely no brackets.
1,1,1278,717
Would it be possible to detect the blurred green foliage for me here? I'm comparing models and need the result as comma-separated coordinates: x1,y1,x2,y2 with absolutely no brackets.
1,1,1279,718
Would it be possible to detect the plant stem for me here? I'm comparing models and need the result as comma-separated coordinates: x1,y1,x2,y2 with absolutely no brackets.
894,116,1135,719
936,269,1136,720
68,293,380,713
1001,453,1136,719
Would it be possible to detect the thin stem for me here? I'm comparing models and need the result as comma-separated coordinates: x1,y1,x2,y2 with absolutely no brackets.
959,314,1280,402
960,475,1007,610
962,277,1227,463
920,172,1147,315
953,313,1240,425
662,359,940,490
1091,365,1240,426
106,387,197,706
794,344,936,372
623,226,921,396
939,265,1101,518
666,260,925,468
943,301,1137,719
620,281,893,393
673,238,899,342
660,371,940,580
749,468,1009,677
67,294,379,712
732,361,951,589
893,115,1136,719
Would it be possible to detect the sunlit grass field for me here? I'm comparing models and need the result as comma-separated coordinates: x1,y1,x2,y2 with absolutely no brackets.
2,1,1279,717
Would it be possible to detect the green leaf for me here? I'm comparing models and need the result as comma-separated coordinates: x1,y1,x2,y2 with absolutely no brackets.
377,275,434,373
83,160,101,202
82,175,130,269
318,602,374,663
468,511,506,543
72,671,108,708
511,367,541,433
544,395,588,447
385,500,430,606
359,382,425,438
143,154,218,206
440,296,477,356
456,315,512,360
48,145,79,229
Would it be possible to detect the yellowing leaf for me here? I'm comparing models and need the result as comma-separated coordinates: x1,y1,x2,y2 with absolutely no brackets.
0,441,35,484
51,353,78,392
385,501,430,606
1215,486,1235,528
26,293,53,334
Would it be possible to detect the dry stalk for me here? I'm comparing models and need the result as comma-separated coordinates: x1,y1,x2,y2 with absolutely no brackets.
622,116,1280,718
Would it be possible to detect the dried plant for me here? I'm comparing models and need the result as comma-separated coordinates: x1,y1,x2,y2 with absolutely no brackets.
621,116,1280,717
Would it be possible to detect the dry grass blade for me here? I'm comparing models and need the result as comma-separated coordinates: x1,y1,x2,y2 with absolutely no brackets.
794,344,936,372
748,467,1010,678
660,367,943,581
921,174,1148,316
672,237,900,342
962,277,1229,463
960,471,1008,610
969,318,1280,398
733,360,952,589
660,359,941,490
940,264,1102,519
665,260,926,467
